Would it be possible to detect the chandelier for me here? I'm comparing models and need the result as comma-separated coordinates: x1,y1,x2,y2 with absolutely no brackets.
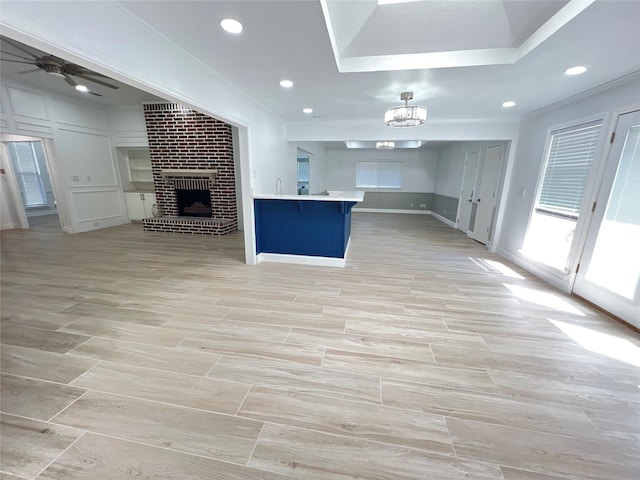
376,141,395,149
384,92,427,127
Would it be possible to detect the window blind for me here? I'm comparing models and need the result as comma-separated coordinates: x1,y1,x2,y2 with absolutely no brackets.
356,161,402,188
536,121,602,218
7,141,48,208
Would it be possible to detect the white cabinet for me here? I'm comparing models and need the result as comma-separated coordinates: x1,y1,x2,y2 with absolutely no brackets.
124,192,156,221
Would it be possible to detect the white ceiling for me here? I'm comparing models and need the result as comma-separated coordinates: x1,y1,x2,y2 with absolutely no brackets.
326,0,571,63
1,0,639,132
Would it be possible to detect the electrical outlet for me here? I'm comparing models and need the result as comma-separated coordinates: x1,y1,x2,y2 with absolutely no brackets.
420,203,426,208
72,175,80,182
409,203,413,207
444,209,447,214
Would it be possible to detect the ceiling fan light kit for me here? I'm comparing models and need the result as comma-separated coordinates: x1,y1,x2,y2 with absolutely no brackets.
43,64,65,78
385,91,427,127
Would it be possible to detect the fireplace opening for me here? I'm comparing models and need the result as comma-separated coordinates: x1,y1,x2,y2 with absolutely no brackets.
176,189,212,217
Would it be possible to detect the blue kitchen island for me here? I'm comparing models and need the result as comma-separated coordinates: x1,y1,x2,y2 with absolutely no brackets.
254,191,364,267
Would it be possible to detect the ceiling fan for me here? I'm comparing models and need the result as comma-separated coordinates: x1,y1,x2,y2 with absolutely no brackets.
0,37,119,96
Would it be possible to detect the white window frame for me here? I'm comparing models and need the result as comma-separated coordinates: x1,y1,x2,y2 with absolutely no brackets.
522,114,609,279
534,120,603,219
6,141,48,208
356,161,402,189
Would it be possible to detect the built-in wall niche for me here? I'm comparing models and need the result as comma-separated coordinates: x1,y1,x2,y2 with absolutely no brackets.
115,147,152,190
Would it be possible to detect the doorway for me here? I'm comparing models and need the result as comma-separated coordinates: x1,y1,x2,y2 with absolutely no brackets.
457,149,480,233
572,110,640,327
1,135,61,230
468,144,505,245
297,150,310,195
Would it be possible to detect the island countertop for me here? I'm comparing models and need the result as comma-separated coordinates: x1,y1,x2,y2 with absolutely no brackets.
253,191,364,202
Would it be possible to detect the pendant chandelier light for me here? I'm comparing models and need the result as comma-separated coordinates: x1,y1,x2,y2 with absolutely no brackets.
384,92,427,127
376,141,395,149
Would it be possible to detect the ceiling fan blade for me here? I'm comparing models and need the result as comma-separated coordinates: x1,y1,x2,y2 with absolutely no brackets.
88,91,102,97
17,68,42,74
64,75,78,87
74,73,119,90
1,37,40,60
1,59,35,65
0,50,35,61
75,70,111,79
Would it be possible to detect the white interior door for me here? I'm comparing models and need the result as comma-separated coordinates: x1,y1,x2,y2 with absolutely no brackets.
573,110,640,327
469,144,504,245
457,150,480,233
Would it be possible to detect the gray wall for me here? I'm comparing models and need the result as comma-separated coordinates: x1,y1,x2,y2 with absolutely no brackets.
431,194,458,222
353,192,433,211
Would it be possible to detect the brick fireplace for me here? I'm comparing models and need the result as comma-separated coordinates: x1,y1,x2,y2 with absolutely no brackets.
141,103,237,236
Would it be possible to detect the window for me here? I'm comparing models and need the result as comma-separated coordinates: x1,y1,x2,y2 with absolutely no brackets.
536,121,603,219
522,120,603,271
6,141,48,208
356,161,402,188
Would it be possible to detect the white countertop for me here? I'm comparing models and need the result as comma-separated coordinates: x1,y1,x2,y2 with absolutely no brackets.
254,191,364,202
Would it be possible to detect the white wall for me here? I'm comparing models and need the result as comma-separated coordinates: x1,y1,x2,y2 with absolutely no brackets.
325,149,437,192
496,76,640,290
0,153,23,229
287,118,520,143
434,143,466,198
434,141,508,198
108,105,149,147
1,78,126,233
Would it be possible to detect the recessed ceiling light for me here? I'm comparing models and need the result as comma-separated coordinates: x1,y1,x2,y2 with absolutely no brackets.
502,101,516,108
565,66,587,76
220,18,243,34
302,108,313,114
280,80,293,88
75,85,89,93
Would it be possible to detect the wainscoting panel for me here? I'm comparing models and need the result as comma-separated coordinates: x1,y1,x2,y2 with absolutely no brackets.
71,190,124,223
54,130,117,187
431,194,459,223
353,192,433,211
7,87,49,121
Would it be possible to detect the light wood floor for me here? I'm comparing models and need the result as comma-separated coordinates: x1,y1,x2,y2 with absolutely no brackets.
1,213,638,480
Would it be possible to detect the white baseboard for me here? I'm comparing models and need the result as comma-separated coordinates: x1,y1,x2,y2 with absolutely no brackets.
257,251,346,268
1,223,21,230
353,208,430,215
495,247,571,293
429,212,457,228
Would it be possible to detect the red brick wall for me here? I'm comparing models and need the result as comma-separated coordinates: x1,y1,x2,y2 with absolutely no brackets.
143,103,237,231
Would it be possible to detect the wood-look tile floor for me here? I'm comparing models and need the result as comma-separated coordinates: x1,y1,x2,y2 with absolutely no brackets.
1,213,639,480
